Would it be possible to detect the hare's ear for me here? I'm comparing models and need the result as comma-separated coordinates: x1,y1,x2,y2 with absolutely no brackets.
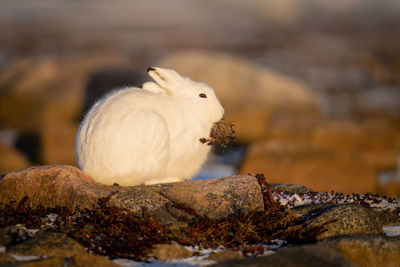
147,67,185,95
141,81,168,95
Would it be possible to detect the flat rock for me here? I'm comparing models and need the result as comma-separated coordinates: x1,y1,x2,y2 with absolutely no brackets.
373,209,400,226
0,228,13,247
299,204,383,239
15,257,66,267
214,245,355,267
270,183,313,194
147,175,263,221
0,165,103,210
68,253,121,267
147,241,193,261
7,232,86,257
207,251,243,262
0,165,264,225
238,119,400,196
0,252,15,264
0,140,30,174
319,234,400,267
0,225,38,247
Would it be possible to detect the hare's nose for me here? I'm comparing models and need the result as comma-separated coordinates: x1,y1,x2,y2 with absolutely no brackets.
147,67,156,73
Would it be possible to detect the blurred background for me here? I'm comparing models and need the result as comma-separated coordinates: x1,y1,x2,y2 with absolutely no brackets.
0,0,400,196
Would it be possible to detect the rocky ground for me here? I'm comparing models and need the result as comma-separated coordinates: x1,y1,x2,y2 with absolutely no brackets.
0,165,399,266
1,3,400,264
0,1,400,197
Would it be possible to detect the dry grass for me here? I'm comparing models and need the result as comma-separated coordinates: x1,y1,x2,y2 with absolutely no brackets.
0,175,326,260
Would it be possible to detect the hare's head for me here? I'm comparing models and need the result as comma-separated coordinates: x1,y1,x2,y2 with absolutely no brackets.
144,67,224,123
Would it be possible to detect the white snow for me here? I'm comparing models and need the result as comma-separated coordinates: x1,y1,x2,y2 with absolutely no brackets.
7,254,40,261
113,243,282,267
383,225,400,237
273,191,400,211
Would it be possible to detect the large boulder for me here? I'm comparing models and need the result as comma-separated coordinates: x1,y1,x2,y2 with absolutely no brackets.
0,165,264,224
7,232,87,257
5,231,120,267
301,204,383,239
319,234,400,267
0,140,30,173
215,245,355,267
0,165,101,210
239,118,400,195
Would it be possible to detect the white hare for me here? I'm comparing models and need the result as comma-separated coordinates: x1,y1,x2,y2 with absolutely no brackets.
76,67,224,186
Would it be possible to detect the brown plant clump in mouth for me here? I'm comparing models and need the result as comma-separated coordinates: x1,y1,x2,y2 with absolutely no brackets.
200,118,236,147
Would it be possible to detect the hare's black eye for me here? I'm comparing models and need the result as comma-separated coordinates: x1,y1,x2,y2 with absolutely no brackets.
199,93,207,98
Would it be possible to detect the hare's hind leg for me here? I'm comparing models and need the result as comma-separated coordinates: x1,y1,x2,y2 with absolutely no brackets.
99,111,171,186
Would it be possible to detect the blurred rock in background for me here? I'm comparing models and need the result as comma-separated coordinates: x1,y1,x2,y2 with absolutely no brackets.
0,0,399,195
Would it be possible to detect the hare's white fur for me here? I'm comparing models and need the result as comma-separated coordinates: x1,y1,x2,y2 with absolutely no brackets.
76,67,224,186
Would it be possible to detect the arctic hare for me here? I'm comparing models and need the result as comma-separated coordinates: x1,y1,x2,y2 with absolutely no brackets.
76,67,224,186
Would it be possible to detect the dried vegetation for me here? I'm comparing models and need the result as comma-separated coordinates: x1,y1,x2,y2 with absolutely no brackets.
200,118,236,148
0,174,326,260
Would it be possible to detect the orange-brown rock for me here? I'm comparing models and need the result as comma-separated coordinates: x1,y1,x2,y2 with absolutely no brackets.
0,165,263,224
240,117,400,195
0,165,102,209
0,140,30,174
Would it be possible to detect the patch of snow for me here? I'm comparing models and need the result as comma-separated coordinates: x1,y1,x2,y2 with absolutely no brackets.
273,191,400,211
383,225,400,237
194,164,236,180
113,243,283,267
41,213,59,228
113,257,215,267
8,254,41,261
194,147,246,180
269,239,286,248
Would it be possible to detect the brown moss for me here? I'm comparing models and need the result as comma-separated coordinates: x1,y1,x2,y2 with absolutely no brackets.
200,118,236,148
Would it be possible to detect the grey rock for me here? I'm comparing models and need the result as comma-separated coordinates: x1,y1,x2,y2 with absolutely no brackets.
293,204,383,239
0,253,15,264
0,228,13,247
319,234,400,267
207,251,243,262
270,183,313,194
0,166,264,225
0,139,30,174
147,241,193,261
0,225,37,247
214,245,355,267
7,232,86,257
373,208,400,226
68,253,121,267
0,165,103,211
146,175,264,222
11,257,66,267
